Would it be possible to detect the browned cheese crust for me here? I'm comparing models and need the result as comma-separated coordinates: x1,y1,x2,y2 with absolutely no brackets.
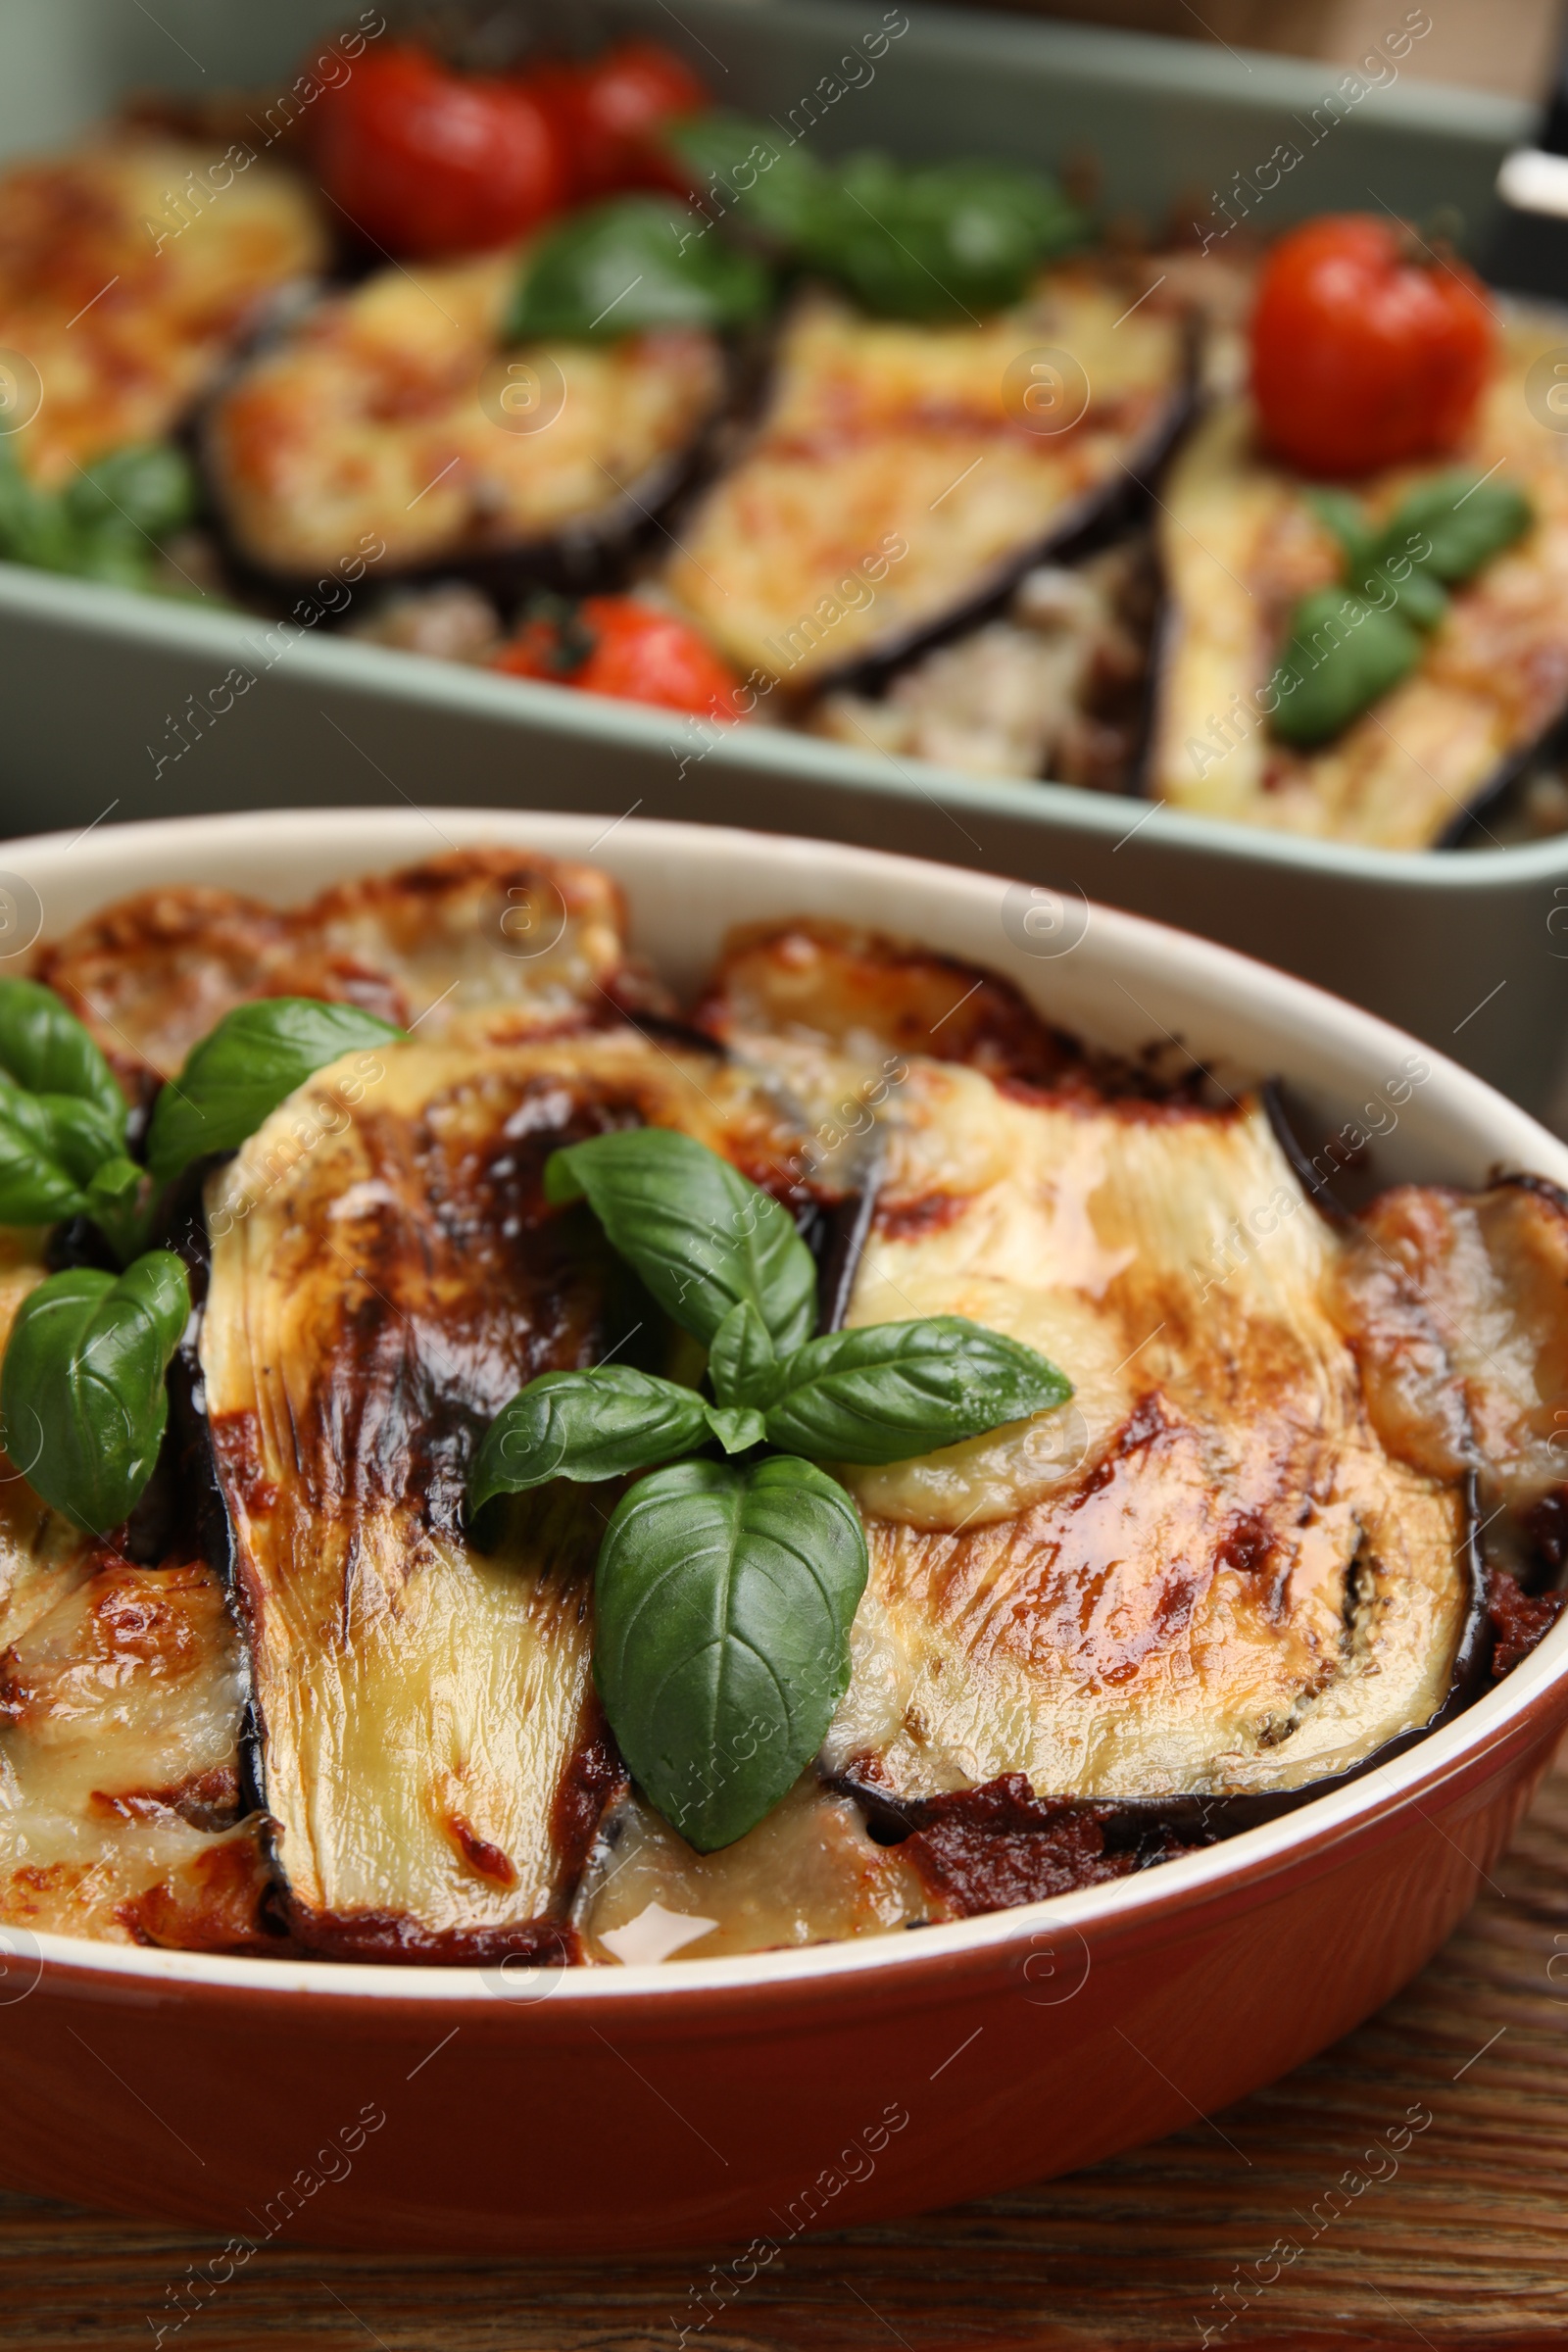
661,268,1190,690
206,247,726,578
0,139,323,486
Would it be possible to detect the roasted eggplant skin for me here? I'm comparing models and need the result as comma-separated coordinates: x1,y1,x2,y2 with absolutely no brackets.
660,268,1194,696
203,242,739,594
1147,303,1568,849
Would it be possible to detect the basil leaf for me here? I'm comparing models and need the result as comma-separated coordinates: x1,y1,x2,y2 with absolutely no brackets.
1268,588,1423,748
82,1156,155,1266
1362,553,1447,631
545,1130,816,1354
508,195,772,341
594,1454,868,1850
1384,472,1532,584
662,113,825,242
1,1250,188,1533
0,1088,91,1226
63,443,196,542
706,1404,767,1454
762,1315,1073,1464
708,1298,782,1409
468,1366,712,1508
37,1094,125,1186
0,978,124,1131
146,998,404,1185
799,155,1086,320
1306,488,1376,577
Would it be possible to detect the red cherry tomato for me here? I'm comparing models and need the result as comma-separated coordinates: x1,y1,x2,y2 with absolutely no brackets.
311,45,567,259
495,597,743,719
521,41,709,201
1250,214,1495,477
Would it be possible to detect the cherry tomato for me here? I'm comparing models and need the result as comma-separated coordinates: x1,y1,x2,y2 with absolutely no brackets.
312,45,567,259
495,596,743,718
522,41,710,201
1250,214,1495,477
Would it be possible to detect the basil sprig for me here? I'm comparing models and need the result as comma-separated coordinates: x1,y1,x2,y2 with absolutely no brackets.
508,195,772,342
596,1456,868,1851
762,1316,1070,1462
0,439,196,591
0,977,147,1248
0,977,124,1126
146,998,404,1184
0,984,408,1534
471,1127,1072,1850
665,114,1087,320
1269,470,1533,748
0,1251,188,1533
545,1128,816,1353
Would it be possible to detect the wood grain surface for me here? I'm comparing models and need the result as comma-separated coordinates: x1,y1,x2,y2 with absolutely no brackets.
6,1746,1568,2352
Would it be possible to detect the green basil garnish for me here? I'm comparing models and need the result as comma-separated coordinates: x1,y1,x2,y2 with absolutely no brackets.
761,1315,1072,1463
0,977,124,1131
663,116,1087,320
663,112,823,243
469,1366,715,1508
0,980,134,1236
477,1127,1073,1849
545,1128,817,1354
146,998,405,1185
1384,471,1533,584
82,1154,156,1267
508,196,772,342
0,440,197,591
0,1080,123,1227
1269,589,1425,749
64,444,196,543
594,1454,868,1851
0,1251,188,1534
0,984,408,1536
707,1298,783,1409
706,1403,768,1454
804,155,1086,321
1271,469,1533,748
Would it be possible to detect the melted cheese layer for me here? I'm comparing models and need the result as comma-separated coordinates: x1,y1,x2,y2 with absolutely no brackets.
199,1031,808,1953
208,249,725,576
0,139,323,486
824,1074,1470,1799
662,271,1188,687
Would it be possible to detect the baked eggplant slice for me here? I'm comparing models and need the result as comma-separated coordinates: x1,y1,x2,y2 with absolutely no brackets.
1148,306,1568,847
0,138,323,486
1328,1174,1568,1542
33,847,662,1087
660,267,1191,694
198,1028,808,1959
0,1551,269,1949
817,1067,1474,1803
205,246,729,584
0,1238,268,1950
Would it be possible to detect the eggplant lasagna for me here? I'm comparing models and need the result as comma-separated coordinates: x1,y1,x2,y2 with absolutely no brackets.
0,849,1560,1965
7,28,1562,845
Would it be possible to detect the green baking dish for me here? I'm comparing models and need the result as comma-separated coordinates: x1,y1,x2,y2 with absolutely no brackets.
0,0,1561,1116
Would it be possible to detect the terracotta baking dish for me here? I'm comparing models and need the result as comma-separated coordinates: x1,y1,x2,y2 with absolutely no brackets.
1,808,1564,2256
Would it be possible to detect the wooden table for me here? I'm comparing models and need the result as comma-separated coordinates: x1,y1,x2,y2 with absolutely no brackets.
7,1750,1568,2351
